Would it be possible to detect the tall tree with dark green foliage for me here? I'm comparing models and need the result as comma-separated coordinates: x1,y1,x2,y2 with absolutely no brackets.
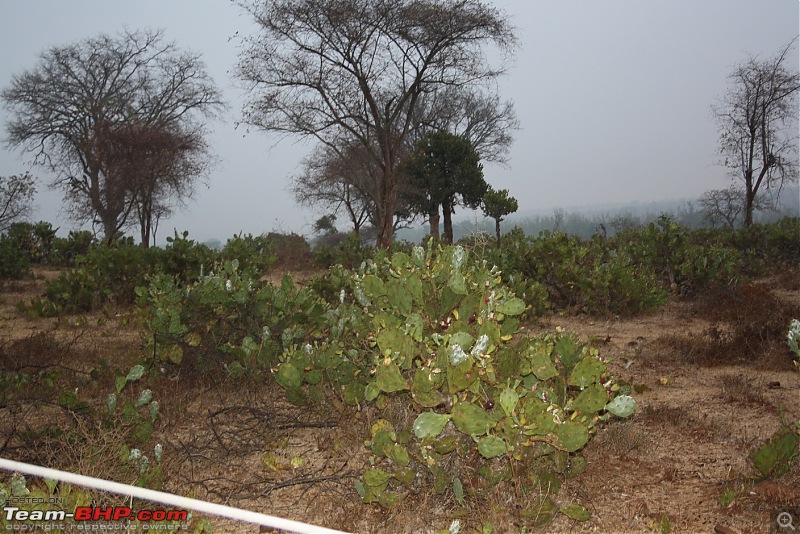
404,131,487,243
481,185,518,247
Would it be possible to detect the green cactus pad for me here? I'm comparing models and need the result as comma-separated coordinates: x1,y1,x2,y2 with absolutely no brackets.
604,395,637,418
477,435,508,458
412,374,444,407
387,443,411,467
498,387,520,417
361,274,386,298
561,503,590,521
528,348,559,381
571,383,608,413
371,429,395,456
568,357,606,388
274,362,303,389
447,359,478,393
497,297,525,316
363,468,393,491
552,421,589,452
433,435,459,454
451,402,497,436
386,278,412,315
413,412,452,439
375,361,408,393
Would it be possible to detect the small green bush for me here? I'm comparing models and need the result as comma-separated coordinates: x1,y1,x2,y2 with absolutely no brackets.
22,231,220,317
50,230,96,267
616,215,744,294
484,228,666,315
4,221,58,265
220,233,274,276
137,260,329,375
0,234,31,280
314,232,375,269
162,230,215,283
263,232,314,269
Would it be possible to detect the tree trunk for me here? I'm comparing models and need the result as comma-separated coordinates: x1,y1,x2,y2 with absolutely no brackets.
376,169,395,249
744,188,755,227
495,218,501,248
140,214,151,248
442,197,454,244
102,217,117,246
429,210,440,240
743,166,755,227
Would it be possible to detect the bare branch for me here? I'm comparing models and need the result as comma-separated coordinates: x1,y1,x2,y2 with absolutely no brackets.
0,173,36,231
2,29,225,243
711,38,799,226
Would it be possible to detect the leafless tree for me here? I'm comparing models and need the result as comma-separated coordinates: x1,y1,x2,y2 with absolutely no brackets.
95,119,211,246
236,0,516,247
712,38,800,227
699,185,773,229
292,142,376,235
2,29,224,244
0,173,36,232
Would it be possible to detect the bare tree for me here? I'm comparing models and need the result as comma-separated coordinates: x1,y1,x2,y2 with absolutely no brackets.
95,119,210,247
292,142,376,235
236,0,516,247
2,29,224,244
712,39,800,227
552,207,565,233
293,85,518,237
699,185,773,229
0,173,36,232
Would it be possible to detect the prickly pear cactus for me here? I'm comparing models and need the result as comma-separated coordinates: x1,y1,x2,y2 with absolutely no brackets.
271,243,635,520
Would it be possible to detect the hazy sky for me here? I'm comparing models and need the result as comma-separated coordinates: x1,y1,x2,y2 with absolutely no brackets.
1,1,798,243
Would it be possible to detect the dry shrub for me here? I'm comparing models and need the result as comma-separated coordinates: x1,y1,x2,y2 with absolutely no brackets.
657,283,799,368
773,268,800,292
718,373,768,406
0,331,67,370
595,420,650,456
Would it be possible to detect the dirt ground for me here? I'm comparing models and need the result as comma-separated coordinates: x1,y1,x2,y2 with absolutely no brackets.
1,269,798,534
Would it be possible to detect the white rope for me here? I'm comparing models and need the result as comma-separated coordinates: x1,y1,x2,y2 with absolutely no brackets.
0,458,351,534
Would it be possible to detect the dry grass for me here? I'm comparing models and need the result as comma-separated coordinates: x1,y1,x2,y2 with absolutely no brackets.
594,420,651,456
718,373,769,406
654,281,800,369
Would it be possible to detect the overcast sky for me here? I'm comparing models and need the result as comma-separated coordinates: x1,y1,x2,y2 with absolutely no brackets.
1,0,798,244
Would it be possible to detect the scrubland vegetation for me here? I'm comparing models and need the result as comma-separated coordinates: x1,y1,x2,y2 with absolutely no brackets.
0,217,798,533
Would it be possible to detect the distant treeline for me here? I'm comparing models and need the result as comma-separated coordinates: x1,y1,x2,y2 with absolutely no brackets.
396,187,800,243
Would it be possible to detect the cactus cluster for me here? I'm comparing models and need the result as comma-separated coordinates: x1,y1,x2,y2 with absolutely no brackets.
273,243,635,520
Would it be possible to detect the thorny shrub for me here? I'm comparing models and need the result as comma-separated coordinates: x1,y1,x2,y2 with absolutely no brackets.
0,334,165,528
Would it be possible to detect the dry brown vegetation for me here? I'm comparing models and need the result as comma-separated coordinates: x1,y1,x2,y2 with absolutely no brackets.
1,268,799,533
